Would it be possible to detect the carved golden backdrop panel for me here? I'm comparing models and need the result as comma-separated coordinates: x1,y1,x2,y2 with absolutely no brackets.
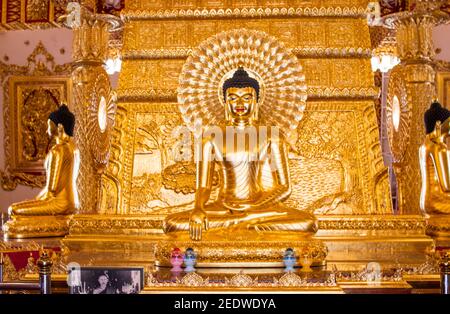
101,100,391,216
103,1,390,217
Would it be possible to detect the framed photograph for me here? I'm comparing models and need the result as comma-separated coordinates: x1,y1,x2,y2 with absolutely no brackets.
68,267,144,294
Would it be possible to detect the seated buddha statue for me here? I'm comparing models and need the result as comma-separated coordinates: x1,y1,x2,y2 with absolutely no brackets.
4,105,79,238
419,100,450,216
164,67,317,241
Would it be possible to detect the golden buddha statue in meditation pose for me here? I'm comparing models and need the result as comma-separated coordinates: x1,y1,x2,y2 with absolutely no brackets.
420,100,450,215
4,105,79,238
164,68,317,241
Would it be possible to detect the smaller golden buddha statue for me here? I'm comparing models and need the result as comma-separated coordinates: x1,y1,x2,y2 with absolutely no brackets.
3,105,79,238
419,100,450,241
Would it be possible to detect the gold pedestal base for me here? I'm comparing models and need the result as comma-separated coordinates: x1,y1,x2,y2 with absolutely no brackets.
154,237,327,268
61,214,431,269
3,215,72,238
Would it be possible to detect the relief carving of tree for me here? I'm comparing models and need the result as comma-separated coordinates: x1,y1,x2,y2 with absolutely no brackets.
295,112,361,214
131,115,188,211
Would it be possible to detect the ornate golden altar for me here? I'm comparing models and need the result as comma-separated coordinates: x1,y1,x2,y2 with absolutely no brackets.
57,0,432,273
3,0,447,293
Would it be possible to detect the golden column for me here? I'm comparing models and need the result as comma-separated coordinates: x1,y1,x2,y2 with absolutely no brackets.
383,2,448,214
68,3,120,213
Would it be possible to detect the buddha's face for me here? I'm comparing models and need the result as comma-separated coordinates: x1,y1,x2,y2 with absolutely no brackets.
225,87,257,122
98,275,108,288
47,119,57,138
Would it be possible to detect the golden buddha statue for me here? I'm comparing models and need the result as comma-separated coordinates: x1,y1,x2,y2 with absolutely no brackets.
164,67,317,241
3,105,79,238
420,100,450,215
419,100,450,241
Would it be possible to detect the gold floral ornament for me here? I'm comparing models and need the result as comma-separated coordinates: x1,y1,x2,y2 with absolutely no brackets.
177,28,307,145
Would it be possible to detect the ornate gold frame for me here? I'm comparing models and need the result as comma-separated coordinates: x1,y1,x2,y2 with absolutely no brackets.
0,42,71,190
8,76,71,172
436,70,450,107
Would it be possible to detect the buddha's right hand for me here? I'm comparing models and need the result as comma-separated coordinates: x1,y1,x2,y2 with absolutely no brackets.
189,209,209,241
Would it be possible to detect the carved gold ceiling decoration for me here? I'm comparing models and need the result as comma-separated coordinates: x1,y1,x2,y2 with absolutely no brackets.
0,41,71,191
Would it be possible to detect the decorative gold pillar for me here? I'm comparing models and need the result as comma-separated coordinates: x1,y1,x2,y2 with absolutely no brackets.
383,3,448,214
68,4,119,213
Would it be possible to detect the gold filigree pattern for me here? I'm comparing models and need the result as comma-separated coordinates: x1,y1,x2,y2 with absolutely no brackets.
118,56,375,99
99,106,128,214
20,88,60,162
0,240,42,252
228,272,254,287
383,9,448,61
0,254,21,281
3,216,72,238
117,87,378,102
180,272,205,286
87,76,116,167
384,6,442,214
317,215,426,230
68,215,163,235
335,266,403,282
123,47,373,60
71,13,114,213
122,17,372,56
425,216,450,239
67,215,427,236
